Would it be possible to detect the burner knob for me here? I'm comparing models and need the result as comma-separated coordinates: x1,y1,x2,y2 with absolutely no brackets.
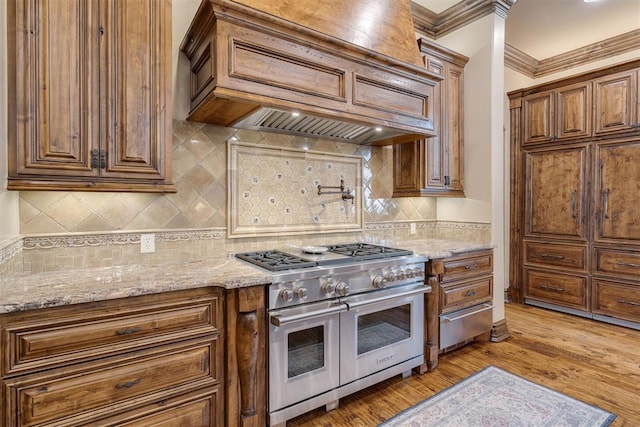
321,279,336,294
295,287,308,299
385,272,397,282
413,268,424,279
335,281,350,296
397,270,407,280
279,289,294,302
372,275,387,288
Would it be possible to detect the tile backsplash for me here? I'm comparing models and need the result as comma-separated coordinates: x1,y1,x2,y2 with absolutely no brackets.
19,120,437,234
3,119,492,276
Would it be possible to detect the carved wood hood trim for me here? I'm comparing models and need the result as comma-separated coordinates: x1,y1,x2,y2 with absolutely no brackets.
180,0,443,146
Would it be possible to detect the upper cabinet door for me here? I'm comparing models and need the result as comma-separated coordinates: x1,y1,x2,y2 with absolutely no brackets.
594,70,638,135
523,83,592,145
556,82,592,141
101,0,171,180
8,0,100,178
524,145,589,241
595,139,640,242
523,91,554,145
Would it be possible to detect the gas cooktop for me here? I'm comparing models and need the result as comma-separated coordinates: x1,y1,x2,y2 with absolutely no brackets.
235,243,413,272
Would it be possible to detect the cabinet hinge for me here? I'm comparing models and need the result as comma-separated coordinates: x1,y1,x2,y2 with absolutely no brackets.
91,149,106,169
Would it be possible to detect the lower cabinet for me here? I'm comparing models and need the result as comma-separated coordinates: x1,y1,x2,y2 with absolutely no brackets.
424,249,494,372
0,288,225,426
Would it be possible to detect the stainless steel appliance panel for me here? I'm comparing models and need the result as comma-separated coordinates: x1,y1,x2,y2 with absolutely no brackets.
439,303,493,349
339,284,429,385
269,300,343,411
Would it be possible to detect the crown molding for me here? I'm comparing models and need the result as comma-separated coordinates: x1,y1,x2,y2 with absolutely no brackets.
505,29,640,78
411,0,516,39
412,2,640,77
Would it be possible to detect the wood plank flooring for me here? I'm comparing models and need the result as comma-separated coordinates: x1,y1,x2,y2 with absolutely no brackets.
288,303,640,426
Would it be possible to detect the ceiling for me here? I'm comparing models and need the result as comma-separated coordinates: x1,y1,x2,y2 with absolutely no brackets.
414,0,640,60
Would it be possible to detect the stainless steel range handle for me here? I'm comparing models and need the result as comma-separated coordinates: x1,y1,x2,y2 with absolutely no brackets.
344,285,432,309
270,304,345,327
441,303,493,323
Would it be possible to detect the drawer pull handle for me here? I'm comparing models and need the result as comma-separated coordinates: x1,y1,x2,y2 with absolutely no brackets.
540,284,565,293
115,327,142,336
541,253,565,260
617,261,640,269
115,378,141,389
464,263,478,270
617,298,640,307
463,290,476,297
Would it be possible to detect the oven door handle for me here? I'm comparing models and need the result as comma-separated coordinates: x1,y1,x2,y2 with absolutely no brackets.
270,304,345,327
344,285,432,310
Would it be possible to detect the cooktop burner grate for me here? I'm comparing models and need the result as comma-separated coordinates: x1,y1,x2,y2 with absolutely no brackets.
327,243,413,260
235,250,317,271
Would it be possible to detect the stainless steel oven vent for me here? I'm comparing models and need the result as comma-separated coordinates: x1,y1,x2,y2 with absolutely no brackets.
232,108,406,144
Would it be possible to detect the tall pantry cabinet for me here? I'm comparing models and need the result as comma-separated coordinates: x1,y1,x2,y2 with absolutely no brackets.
509,59,640,329
7,0,174,192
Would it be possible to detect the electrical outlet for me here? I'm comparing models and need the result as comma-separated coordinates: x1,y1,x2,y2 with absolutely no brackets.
410,223,417,235
140,233,155,253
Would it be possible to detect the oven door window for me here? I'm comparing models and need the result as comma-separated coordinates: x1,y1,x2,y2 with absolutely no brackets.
288,325,325,377
357,305,411,355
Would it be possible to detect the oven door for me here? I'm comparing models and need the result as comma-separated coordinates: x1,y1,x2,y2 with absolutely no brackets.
269,300,345,412
340,283,430,385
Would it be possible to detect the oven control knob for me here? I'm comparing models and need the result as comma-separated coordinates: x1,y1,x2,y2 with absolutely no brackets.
385,272,397,282
413,268,424,278
372,275,387,288
397,270,407,280
295,287,308,299
321,279,336,294
335,282,350,296
279,289,294,302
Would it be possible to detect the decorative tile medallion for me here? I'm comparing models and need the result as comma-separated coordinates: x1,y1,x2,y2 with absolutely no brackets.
228,142,363,238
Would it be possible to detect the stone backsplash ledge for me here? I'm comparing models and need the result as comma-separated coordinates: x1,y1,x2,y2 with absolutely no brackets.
1,221,490,276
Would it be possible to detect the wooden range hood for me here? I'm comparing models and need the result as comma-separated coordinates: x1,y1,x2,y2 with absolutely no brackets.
180,0,443,145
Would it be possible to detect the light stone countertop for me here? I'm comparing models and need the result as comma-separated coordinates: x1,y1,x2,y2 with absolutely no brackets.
0,239,492,314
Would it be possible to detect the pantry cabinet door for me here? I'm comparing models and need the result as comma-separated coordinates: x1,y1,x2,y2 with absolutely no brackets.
594,70,637,135
524,145,589,241
100,0,171,180
8,0,100,178
595,139,640,242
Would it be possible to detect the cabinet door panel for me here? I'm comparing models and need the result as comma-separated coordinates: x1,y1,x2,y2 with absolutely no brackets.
556,82,591,140
10,0,99,177
102,0,170,179
524,146,589,240
594,70,637,135
444,64,464,192
523,91,554,144
596,140,640,242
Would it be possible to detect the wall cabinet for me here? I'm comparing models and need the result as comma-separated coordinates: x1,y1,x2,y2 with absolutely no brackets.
522,82,592,145
1,289,224,426
7,0,174,192
509,59,640,328
393,40,468,197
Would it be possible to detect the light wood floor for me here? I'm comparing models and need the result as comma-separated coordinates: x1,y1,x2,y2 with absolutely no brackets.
288,303,640,426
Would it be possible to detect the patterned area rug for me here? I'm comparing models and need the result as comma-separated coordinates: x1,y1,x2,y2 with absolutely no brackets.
380,366,616,427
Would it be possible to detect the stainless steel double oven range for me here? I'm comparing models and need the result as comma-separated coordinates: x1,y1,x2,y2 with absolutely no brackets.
235,243,431,426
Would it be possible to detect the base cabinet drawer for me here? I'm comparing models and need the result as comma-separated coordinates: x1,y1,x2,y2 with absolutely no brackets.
4,338,219,426
594,248,640,280
524,269,589,310
442,251,493,283
524,241,587,271
440,277,493,314
97,388,222,426
593,279,640,323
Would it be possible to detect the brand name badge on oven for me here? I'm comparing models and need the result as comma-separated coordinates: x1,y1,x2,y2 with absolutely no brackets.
377,353,395,365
